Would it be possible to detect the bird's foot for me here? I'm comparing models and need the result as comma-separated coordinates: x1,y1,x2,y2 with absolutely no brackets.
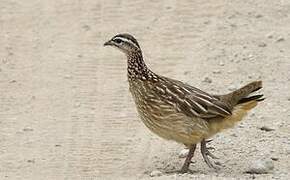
201,139,220,169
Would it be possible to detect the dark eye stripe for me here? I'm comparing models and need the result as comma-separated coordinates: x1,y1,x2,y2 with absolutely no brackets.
113,34,140,48
113,37,140,49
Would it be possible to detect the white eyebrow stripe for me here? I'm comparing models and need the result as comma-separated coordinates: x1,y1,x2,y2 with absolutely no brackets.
113,37,139,49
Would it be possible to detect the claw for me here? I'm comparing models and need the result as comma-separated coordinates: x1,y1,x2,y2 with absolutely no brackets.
200,139,221,169
206,149,219,159
206,146,215,151
206,139,213,143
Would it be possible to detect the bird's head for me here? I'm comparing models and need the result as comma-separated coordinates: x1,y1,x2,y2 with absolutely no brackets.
104,33,141,54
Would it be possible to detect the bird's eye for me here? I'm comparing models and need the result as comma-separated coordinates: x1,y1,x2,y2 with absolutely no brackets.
114,39,122,44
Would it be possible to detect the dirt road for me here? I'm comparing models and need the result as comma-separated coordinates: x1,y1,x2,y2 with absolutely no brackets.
0,0,289,179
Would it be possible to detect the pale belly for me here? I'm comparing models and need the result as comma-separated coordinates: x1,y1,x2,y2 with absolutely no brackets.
134,100,210,145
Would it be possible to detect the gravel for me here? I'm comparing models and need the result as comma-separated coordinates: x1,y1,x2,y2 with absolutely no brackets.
150,170,163,177
259,126,275,132
246,159,274,174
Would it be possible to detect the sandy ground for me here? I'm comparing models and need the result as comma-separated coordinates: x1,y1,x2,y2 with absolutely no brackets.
0,0,290,179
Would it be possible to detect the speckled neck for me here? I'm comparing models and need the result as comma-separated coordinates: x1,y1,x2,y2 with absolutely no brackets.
127,51,150,80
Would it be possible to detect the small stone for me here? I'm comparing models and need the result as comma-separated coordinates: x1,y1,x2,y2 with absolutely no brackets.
184,71,190,75
55,144,61,147
227,70,234,74
150,170,162,177
258,42,267,47
228,14,236,19
260,126,275,132
230,24,237,28
246,159,274,174
64,75,72,79
266,32,274,39
271,157,278,161
74,102,81,107
178,148,189,158
219,61,225,66
23,128,33,132
82,25,91,31
238,124,244,128
203,77,212,83
213,70,221,74
231,133,238,137
27,159,35,163
276,36,285,42
286,148,290,155
248,54,254,60
204,20,211,25
255,14,263,18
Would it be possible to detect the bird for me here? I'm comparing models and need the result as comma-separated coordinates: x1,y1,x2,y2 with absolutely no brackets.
104,33,264,173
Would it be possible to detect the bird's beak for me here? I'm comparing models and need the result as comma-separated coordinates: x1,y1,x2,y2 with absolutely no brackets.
104,40,113,46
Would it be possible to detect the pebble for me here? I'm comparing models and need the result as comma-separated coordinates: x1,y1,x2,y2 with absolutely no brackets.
276,36,285,42
23,128,34,132
219,61,225,66
259,126,275,132
258,42,267,47
230,133,238,137
178,148,189,158
74,102,81,108
213,70,221,74
27,159,35,163
266,32,274,39
184,71,190,75
203,77,212,83
246,159,274,174
82,25,91,31
64,75,72,79
150,170,162,177
227,70,234,74
248,54,254,60
271,157,279,161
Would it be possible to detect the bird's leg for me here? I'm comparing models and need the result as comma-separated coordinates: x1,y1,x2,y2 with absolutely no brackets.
180,145,196,173
200,139,219,169
180,144,197,173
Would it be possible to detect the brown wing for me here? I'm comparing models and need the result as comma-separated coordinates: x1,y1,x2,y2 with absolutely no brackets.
156,76,232,119
184,93,232,118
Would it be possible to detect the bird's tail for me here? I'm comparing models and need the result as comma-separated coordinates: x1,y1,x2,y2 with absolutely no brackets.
207,81,264,138
227,81,264,106
206,81,264,138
